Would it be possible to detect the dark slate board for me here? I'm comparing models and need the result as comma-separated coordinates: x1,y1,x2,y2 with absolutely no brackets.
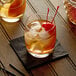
10,36,68,70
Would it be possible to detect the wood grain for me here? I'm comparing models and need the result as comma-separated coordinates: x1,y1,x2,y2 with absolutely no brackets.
0,29,29,76
0,0,76,76
31,64,56,76
50,58,76,76
0,20,24,40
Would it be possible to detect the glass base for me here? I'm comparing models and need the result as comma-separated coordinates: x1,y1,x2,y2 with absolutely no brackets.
29,52,49,58
2,18,20,22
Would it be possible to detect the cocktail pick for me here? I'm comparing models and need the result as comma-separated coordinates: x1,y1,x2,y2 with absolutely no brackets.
42,6,59,34
51,6,59,24
46,8,49,24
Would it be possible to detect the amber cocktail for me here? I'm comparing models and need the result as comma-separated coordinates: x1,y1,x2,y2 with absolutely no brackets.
0,0,26,22
24,15,56,58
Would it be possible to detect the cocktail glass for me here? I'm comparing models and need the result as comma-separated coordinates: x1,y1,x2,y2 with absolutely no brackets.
0,0,26,22
24,15,56,58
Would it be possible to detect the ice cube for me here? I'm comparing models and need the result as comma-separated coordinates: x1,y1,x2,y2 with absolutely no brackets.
24,32,34,45
39,28,50,39
30,29,38,37
29,21,42,37
31,21,41,31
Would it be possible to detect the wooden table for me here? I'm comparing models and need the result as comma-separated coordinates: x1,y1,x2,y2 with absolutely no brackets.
0,0,76,76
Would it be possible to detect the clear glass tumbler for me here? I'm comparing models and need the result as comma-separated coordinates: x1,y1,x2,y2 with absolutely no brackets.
0,0,26,22
24,15,56,58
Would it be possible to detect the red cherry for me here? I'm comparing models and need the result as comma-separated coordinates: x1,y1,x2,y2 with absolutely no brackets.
42,23,54,31
42,23,56,35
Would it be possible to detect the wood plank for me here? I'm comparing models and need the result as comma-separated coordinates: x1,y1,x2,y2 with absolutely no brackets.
49,0,67,21
22,1,37,23
0,20,24,40
50,58,76,76
31,58,76,76
31,65,56,76
0,29,29,76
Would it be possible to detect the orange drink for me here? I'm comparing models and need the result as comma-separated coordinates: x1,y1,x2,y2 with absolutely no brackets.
24,15,56,58
0,0,26,22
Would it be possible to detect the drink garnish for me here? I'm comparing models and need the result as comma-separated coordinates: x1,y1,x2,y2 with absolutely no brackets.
42,6,59,34
46,8,49,24
51,6,59,24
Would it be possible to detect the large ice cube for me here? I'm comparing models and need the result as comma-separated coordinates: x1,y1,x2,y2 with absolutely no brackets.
24,32,34,45
29,21,42,37
31,21,41,30
29,29,38,37
39,28,50,39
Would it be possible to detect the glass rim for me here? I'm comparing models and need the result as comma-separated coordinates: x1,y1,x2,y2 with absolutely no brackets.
25,15,56,33
0,0,26,9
